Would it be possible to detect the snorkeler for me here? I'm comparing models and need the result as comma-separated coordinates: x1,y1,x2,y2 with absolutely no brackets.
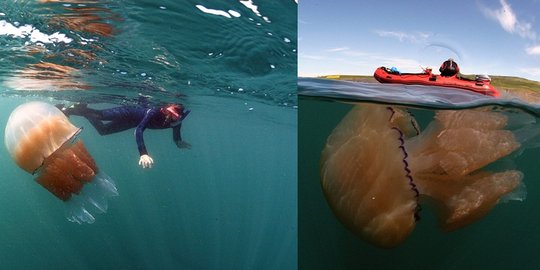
57,103,190,169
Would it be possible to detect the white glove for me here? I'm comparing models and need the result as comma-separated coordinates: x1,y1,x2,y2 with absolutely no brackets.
138,154,154,169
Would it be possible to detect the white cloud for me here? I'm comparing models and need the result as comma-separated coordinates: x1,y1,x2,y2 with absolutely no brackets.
481,0,536,40
323,47,368,57
326,47,350,52
342,50,367,57
374,30,430,43
299,54,326,60
526,45,540,55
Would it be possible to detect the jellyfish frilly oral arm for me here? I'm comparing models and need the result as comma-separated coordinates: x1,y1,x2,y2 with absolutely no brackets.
414,170,523,231
35,142,92,201
406,109,523,231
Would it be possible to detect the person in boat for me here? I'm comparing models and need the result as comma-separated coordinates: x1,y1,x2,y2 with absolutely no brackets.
57,103,191,169
439,58,460,77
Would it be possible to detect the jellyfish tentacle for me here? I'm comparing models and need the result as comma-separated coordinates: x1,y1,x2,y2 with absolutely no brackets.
405,110,520,176
87,196,107,213
405,109,524,230
64,171,118,223
94,172,119,197
66,201,96,224
414,170,523,231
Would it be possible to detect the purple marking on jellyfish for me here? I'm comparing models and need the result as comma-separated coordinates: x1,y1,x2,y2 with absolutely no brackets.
391,126,421,221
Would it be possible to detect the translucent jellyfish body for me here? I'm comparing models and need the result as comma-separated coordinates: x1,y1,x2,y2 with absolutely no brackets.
320,104,525,248
5,102,118,224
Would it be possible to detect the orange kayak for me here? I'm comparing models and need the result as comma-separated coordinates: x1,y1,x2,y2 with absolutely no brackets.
374,66,500,97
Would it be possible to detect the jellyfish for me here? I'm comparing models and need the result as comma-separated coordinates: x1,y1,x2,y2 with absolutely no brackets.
4,101,118,224
320,104,527,248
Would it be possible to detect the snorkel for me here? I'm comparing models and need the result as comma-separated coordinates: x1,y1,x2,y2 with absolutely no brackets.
162,104,190,125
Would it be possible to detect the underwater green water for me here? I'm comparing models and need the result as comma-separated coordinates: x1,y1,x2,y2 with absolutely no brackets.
299,97,540,270
0,96,296,269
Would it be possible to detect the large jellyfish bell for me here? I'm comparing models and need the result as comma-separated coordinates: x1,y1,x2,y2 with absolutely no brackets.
4,101,118,224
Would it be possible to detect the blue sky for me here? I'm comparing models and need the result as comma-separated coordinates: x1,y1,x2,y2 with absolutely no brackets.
299,0,540,81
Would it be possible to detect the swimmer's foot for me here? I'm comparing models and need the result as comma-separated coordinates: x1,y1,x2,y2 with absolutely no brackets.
55,103,70,116
55,102,87,116
55,103,65,110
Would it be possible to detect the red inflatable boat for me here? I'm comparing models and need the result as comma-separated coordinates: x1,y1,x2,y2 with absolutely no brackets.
373,66,500,97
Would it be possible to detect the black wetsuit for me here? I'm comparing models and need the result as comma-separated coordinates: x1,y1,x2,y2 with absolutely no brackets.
67,105,189,156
